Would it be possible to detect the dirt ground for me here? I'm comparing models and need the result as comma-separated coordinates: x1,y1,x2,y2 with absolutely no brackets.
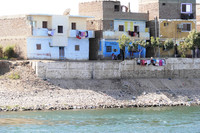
0,61,200,111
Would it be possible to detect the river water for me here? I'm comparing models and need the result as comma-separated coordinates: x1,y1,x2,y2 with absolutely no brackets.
0,106,200,133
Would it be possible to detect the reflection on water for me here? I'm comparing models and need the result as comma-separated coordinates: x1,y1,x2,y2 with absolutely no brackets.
0,118,45,126
0,106,200,133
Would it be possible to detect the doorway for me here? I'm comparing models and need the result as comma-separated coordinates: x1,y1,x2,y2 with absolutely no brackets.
59,47,65,59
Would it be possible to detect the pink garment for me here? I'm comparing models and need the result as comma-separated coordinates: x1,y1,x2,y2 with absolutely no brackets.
159,60,163,66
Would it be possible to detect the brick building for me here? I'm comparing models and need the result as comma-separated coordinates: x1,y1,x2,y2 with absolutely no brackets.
0,14,94,60
79,0,150,59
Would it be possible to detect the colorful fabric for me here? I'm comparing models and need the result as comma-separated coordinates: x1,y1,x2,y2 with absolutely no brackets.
130,22,134,32
76,30,89,39
125,22,128,32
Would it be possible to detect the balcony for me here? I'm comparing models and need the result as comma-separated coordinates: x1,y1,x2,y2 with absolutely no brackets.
32,28,55,37
103,30,150,40
68,30,95,38
181,13,194,19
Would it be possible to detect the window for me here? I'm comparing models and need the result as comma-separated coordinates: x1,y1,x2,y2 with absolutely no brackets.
134,26,139,32
181,3,192,13
114,5,120,12
182,23,191,32
42,21,48,28
75,45,80,51
164,22,168,26
58,26,63,33
71,23,76,30
106,46,112,52
119,25,124,31
36,44,41,50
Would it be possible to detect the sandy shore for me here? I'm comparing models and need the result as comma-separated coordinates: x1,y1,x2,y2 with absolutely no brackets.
0,61,200,111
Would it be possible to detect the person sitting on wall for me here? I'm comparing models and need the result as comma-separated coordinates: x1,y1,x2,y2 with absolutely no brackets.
112,53,117,60
151,57,156,66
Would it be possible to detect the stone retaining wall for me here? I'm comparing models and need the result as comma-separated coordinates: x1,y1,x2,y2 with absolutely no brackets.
31,58,200,79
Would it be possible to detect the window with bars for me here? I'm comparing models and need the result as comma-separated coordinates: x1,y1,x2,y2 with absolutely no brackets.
58,26,63,33
106,46,112,52
42,21,48,28
181,3,192,13
36,44,41,50
182,23,191,32
75,45,80,51
71,23,76,30
119,25,124,31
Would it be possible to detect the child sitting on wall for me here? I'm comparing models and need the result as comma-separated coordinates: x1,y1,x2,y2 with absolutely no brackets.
151,57,156,66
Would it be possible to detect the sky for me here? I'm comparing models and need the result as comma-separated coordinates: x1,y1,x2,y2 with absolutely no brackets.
0,0,139,16
0,0,200,16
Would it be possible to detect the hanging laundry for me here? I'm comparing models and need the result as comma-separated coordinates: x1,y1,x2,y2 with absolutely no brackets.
147,60,151,66
159,60,163,66
162,60,166,66
48,29,55,36
76,30,89,39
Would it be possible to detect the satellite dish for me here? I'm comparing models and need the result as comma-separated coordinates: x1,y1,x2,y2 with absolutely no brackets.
63,9,71,15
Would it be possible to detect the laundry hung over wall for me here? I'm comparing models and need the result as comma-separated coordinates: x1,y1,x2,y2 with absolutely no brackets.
48,29,55,36
76,30,88,39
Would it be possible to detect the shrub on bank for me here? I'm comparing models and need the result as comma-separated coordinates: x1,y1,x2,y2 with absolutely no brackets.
0,46,3,58
4,45,15,59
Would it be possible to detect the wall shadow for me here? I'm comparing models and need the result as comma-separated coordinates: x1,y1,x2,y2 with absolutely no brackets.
0,61,11,75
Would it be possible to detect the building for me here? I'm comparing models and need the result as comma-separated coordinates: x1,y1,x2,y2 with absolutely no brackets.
79,0,150,60
139,0,196,43
0,13,94,60
197,3,200,32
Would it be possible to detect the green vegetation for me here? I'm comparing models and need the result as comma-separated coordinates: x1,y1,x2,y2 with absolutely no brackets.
0,45,16,59
164,39,174,56
8,73,20,80
117,34,132,60
178,30,200,57
0,46,3,58
150,36,162,57
4,45,15,59
132,39,149,59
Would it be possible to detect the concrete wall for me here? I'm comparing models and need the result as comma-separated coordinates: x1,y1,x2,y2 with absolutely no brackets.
30,15,52,29
159,0,196,19
32,58,200,80
52,15,68,47
66,38,89,60
69,17,87,30
159,20,196,39
114,20,146,32
27,38,59,59
139,0,196,20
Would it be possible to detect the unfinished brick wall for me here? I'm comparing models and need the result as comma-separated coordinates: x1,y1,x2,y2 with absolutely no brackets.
79,1,103,19
0,16,31,59
86,20,103,31
139,0,159,20
0,16,31,37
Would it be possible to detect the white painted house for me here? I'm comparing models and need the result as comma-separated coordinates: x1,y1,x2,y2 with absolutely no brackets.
27,14,94,60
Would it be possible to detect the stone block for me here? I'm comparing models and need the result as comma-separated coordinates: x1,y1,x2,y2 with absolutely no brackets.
121,70,139,78
194,59,200,64
94,70,121,79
